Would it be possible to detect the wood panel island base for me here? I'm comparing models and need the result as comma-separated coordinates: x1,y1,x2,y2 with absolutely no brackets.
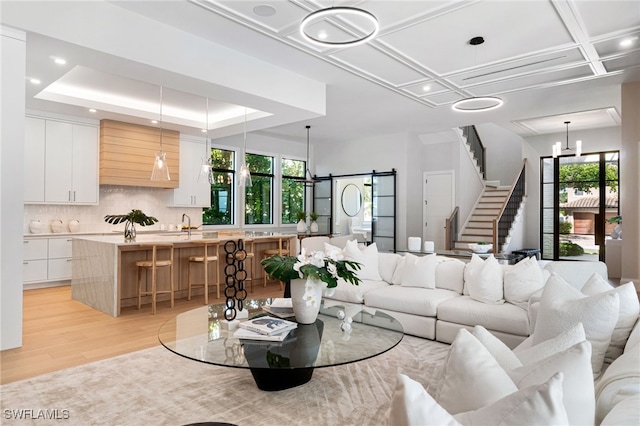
71,233,296,317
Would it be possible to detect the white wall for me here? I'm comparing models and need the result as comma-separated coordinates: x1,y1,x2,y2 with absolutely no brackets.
621,81,640,289
475,123,524,186
1,26,26,350
315,132,409,249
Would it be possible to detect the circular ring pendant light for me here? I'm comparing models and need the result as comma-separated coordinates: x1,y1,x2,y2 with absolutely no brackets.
300,6,379,47
451,36,504,112
452,96,504,112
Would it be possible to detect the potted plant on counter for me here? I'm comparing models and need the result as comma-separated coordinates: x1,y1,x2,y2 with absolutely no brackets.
296,211,307,233
104,209,158,241
309,212,319,233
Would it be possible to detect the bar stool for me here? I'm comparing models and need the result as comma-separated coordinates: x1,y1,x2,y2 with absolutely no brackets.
136,243,174,315
262,236,290,289
187,239,221,304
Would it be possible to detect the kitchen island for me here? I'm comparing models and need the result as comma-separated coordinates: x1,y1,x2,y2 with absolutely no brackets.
71,232,296,317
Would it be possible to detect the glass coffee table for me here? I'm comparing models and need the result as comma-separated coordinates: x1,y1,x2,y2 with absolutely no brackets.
158,298,404,391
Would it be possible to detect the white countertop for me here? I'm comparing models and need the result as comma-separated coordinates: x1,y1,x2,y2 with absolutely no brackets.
72,232,297,247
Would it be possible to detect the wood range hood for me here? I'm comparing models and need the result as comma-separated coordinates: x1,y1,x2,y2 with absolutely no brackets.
99,120,180,189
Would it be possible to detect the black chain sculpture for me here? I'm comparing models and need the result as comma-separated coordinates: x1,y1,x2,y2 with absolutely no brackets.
223,239,248,321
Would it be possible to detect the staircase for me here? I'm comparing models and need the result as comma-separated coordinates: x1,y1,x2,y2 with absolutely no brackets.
448,126,528,254
454,185,511,250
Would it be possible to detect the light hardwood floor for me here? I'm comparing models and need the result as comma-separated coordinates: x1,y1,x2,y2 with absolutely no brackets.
0,282,283,384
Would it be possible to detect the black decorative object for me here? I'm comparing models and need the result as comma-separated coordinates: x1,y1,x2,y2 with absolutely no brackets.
223,239,248,321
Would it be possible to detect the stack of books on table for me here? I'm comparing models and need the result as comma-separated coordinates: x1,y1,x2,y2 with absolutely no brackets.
262,298,295,318
234,316,298,342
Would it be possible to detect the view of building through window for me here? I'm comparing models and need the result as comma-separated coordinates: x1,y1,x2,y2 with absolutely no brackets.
541,151,619,261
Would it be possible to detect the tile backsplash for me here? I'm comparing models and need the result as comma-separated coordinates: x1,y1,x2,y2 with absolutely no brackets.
24,186,203,235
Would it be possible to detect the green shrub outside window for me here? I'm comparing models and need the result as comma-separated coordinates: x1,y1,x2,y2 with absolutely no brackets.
282,158,305,224
245,153,273,225
202,148,234,225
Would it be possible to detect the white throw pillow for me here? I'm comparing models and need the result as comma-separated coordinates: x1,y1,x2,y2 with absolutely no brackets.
508,340,595,426
454,373,569,426
391,256,405,285
389,373,569,426
435,258,465,293
343,240,382,281
503,256,545,309
378,252,401,283
389,374,460,426
581,274,640,362
532,273,620,378
400,253,443,289
514,322,586,365
465,254,505,304
463,254,483,295
323,242,343,258
436,329,517,414
472,325,522,371
453,325,593,426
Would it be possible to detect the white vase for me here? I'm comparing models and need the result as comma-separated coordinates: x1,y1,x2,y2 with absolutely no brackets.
50,219,64,233
296,219,307,233
29,220,43,234
290,278,325,324
68,219,80,233
310,221,319,233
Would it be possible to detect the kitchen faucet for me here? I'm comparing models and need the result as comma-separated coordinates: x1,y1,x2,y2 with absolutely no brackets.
182,213,191,239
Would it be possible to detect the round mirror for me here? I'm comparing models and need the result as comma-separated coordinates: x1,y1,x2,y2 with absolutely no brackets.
341,184,362,217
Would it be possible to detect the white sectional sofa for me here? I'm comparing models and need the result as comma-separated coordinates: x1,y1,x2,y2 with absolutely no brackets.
323,240,607,347
317,238,639,424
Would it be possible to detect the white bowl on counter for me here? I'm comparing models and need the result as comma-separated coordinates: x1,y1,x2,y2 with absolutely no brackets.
468,243,493,253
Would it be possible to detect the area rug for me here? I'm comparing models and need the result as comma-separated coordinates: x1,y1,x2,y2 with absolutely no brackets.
0,335,449,426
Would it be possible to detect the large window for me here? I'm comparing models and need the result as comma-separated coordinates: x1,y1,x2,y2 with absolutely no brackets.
202,148,234,225
540,151,619,262
245,153,273,225
281,158,306,224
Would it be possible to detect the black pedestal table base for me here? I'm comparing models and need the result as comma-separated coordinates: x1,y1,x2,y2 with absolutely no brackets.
249,367,314,391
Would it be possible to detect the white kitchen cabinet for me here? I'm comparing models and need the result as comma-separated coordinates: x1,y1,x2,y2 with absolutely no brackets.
24,117,46,202
171,138,211,207
25,117,99,205
23,236,79,284
47,237,74,281
45,120,98,204
48,258,73,281
49,237,73,258
23,238,48,283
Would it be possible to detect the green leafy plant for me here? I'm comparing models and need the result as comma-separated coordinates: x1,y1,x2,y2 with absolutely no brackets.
104,209,158,226
608,215,622,224
261,250,361,289
296,211,307,221
309,212,319,221
559,221,573,234
559,242,584,257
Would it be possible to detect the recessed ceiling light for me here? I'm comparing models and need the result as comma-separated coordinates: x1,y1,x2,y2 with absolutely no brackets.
30,78,41,85
89,108,97,113
422,85,431,92
53,57,67,65
620,36,638,48
151,120,158,124
318,31,328,40
253,4,276,17
201,128,207,133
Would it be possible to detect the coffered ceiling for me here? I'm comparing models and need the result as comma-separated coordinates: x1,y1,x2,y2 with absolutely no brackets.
3,0,639,143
